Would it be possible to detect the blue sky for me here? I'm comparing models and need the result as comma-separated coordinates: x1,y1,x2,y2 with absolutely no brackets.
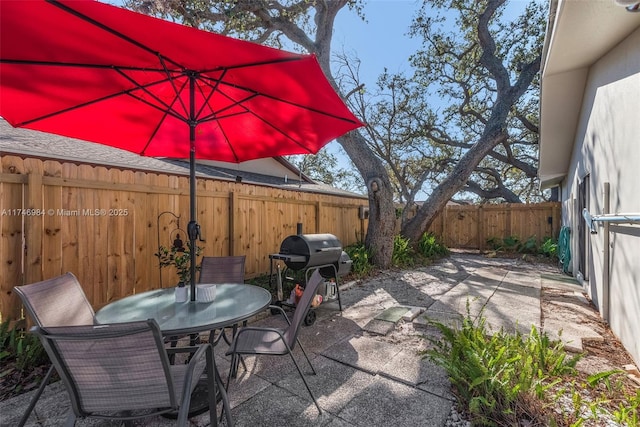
333,1,422,88
328,1,424,175
331,1,536,88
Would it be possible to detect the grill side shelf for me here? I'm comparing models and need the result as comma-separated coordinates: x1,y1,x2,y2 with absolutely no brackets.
269,253,307,263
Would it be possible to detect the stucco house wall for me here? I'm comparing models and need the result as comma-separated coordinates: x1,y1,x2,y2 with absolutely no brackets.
559,27,640,365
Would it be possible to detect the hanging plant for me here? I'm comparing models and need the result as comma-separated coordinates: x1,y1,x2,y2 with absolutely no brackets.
155,243,203,286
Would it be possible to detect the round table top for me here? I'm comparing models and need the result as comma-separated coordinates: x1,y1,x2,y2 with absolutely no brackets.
95,284,272,336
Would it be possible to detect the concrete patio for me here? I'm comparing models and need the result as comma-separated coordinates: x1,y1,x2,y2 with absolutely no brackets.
0,252,596,427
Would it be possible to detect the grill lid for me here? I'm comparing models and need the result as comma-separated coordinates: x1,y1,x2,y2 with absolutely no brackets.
279,233,343,270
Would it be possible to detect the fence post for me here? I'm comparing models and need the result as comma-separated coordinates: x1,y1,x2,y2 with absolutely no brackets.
478,205,485,251
315,201,321,233
229,191,237,255
441,205,448,247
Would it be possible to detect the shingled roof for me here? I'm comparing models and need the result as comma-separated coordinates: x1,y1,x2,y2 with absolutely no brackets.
0,119,365,199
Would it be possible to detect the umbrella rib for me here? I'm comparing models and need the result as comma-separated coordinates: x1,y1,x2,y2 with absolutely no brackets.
158,56,190,121
137,78,193,156
200,75,360,125
200,105,314,155
47,0,185,70
195,69,227,121
12,70,186,127
114,67,189,121
199,93,259,123
0,58,167,73
12,89,148,128
198,56,306,74
247,109,314,153
214,121,241,163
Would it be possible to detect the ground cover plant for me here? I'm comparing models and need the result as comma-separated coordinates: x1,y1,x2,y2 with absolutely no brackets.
425,305,639,426
0,319,50,400
418,232,450,258
486,235,559,260
344,241,375,278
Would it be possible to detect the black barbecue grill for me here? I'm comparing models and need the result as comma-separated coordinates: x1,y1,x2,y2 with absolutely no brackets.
279,233,343,270
269,233,352,324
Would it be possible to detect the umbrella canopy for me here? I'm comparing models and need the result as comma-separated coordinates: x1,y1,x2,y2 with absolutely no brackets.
0,0,362,300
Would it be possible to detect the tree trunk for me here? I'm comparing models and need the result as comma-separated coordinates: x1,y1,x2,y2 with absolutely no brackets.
401,129,507,242
339,131,396,268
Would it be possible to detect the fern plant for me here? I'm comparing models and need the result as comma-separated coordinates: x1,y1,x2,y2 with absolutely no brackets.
424,303,580,425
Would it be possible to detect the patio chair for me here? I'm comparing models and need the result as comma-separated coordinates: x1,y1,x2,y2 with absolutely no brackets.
226,270,323,414
13,272,95,427
199,255,246,285
199,255,246,345
197,255,247,377
31,319,233,427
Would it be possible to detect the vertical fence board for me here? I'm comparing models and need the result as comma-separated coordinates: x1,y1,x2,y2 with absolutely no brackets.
133,170,152,293
0,156,25,321
59,162,79,279
93,167,110,309
76,165,96,305
25,160,44,285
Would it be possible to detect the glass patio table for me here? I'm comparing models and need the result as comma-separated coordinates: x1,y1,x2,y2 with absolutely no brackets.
95,284,272,336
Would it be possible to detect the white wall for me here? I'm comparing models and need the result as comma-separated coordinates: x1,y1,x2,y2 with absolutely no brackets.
562,27,640,365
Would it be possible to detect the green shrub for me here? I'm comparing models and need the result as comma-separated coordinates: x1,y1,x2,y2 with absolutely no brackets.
540,237,559,259
0,319,48,373
502,235,521,251
486,235,545,255
486,236,504,251
392,235,414,267
518,236,538,254
0,318,50,398
425,305,580,426
344,242,374,278
417,232,449,258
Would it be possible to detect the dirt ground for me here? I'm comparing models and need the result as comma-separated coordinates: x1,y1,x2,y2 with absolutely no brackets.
541,286,637,375
539,281,640,426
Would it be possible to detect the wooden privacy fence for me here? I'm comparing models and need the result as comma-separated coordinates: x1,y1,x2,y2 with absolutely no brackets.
0,154,561,323
423,202,561,250
0,155,368,321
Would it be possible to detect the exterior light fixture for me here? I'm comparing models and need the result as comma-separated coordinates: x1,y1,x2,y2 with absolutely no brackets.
172,233,185,252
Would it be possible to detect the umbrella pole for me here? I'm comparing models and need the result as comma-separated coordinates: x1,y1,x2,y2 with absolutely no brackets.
188,142,197,302
188,74,198,302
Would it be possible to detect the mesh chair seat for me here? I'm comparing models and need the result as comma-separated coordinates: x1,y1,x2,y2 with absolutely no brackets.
230,328,291,355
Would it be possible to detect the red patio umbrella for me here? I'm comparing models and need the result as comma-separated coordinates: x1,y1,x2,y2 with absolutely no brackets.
0,0,362,300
